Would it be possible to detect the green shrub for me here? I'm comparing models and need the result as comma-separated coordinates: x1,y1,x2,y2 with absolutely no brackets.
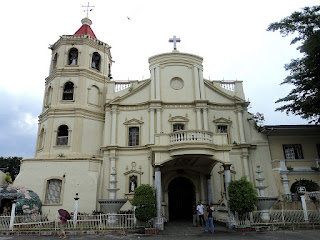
132,184,156,224
228,177,257,215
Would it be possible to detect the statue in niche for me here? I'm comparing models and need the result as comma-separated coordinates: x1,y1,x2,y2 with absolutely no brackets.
129,175,137,193
69,49,78,65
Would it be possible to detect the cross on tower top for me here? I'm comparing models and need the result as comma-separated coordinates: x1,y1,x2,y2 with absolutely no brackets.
169,36,181,51
82,2,95,18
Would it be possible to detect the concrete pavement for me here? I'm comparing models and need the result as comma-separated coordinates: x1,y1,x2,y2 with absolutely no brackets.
0,221,319,239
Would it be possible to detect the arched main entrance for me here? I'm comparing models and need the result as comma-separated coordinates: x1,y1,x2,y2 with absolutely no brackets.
168,177,195,220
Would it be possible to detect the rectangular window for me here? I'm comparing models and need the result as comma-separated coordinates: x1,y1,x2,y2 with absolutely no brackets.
283,144,303,159
217,125,229,143
173,124,185,132
46,179,62,204
128,127,139,146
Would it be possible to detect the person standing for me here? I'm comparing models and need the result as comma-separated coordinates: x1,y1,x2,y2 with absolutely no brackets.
196,201,205,226
59,216,67,239
192,204,198,227
205,205,214,233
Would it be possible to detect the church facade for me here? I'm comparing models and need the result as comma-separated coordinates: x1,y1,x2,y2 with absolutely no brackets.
14,17,308,221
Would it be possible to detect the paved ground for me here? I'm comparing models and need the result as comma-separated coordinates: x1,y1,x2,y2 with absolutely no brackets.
0,221,319,239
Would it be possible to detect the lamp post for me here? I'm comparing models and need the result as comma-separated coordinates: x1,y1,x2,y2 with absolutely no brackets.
73,193,79,227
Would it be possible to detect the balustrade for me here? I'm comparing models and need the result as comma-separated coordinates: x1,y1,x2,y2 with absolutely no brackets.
170,130,213,144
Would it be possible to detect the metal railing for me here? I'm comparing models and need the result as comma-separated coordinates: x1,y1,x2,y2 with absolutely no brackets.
0,213,135,232
233,210,320,226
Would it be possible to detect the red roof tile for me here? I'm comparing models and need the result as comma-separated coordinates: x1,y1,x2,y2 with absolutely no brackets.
74,24,96,38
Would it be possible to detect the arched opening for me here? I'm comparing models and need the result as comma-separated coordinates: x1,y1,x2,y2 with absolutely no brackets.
91,52,101,70
168,177,195,221
68,48,78,65
62,82,74,100
56,125,69,146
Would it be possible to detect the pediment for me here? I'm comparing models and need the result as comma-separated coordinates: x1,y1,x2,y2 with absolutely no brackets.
213,117,232,124
123,118,144,125
124,169,143,176
168,116,189,122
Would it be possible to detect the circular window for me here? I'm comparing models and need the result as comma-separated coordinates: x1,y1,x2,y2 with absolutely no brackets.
170,77,184,90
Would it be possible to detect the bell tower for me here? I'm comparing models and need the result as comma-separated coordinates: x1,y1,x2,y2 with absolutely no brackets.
35,17,112,159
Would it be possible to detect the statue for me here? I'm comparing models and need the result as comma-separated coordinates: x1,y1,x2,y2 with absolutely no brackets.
129,175,137,193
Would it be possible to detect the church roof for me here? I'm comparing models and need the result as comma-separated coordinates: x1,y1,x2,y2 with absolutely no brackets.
74,17,97,38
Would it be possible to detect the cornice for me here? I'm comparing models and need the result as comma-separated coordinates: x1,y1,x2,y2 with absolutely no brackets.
39,107,105,123
46,68,108,84
21,157,103,163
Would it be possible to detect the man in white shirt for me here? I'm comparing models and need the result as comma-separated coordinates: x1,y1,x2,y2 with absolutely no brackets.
196,201,205,226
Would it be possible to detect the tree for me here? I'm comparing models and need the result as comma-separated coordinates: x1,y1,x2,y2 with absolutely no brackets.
132,184,156,226
267,5,320,124
228,177,257,216
0,157,22,181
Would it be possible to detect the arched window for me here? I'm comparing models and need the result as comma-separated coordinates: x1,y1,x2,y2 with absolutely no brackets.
45,179,62,204
52,53,58,69
38,128,45,150
62,82,74,100
56,125,68,146
91,52,101,70
128,127,139,146
68,48,78,65
173,123,185,132
46,86,53,106
88,85,100,106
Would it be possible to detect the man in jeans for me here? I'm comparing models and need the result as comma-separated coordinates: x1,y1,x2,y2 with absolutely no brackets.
196,201,205,226
205,205,214,233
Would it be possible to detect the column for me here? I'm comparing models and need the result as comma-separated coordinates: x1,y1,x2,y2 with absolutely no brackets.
203,108,208,131
155,65,160,100
300,193,309,221
156,108,161,133
281,174,291,194
103,111,109,146
200,174,207,204
196,108,202,130
110,110,117,145
242,155,250,181
154,166,164,230
149,108,155,144
150,67,155,100
193,65,200,100
224,163,235,228
237,110,246,143
199,68,205,99
207,175,213,205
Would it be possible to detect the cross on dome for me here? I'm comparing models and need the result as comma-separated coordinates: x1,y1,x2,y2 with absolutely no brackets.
169,36,181,51
82,2,95,18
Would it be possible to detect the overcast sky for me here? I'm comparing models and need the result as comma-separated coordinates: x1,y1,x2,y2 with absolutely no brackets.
0,0,317,158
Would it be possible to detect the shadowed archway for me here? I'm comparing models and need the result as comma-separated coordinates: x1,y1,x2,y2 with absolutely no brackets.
168,177,195,220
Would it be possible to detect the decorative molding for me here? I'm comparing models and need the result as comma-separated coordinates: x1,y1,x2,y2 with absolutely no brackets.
123,118,144,125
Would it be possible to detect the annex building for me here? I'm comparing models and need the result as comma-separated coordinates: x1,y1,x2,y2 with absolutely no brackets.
14,17,320,223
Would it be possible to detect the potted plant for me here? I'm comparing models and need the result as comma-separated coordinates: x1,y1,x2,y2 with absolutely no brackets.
132,184,157,234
